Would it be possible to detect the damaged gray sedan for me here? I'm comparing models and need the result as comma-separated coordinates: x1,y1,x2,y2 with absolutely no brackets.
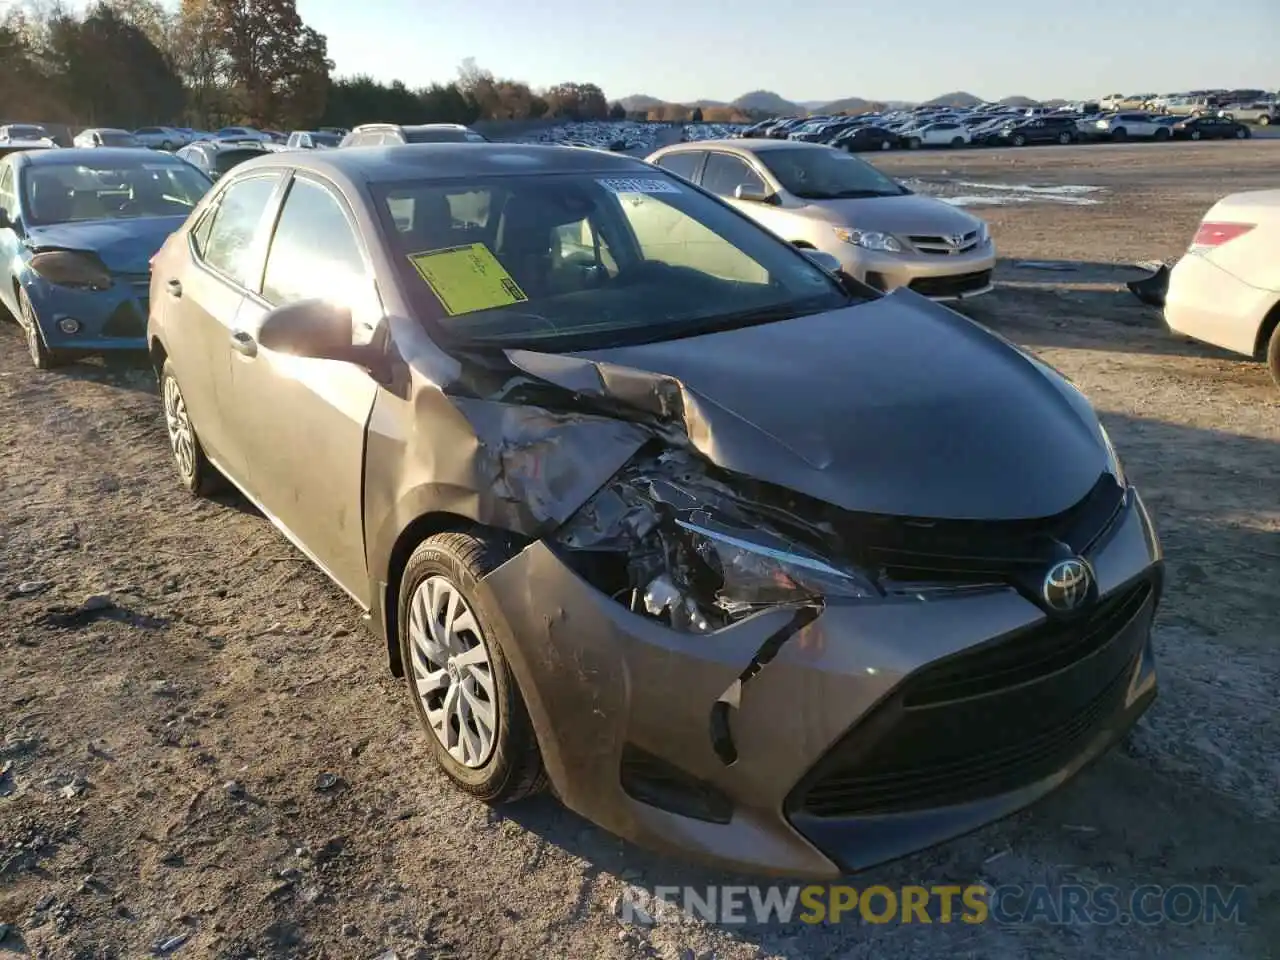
147,144,1164,878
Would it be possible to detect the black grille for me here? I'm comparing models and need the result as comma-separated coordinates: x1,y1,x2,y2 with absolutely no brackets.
909,269,993,297
102,300,145,338
837,474,1127,583
787,578,1154,818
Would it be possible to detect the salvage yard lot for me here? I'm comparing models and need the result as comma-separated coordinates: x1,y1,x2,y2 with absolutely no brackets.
1,140,1278,959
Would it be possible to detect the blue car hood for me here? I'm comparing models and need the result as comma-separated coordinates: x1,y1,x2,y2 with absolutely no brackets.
24,216,187,274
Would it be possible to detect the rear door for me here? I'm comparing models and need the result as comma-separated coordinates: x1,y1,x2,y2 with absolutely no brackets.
226,172,382,601
0,160,19,318
161,171,284,478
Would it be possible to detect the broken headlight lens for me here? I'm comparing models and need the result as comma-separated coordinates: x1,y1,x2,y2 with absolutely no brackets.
675,510,879,611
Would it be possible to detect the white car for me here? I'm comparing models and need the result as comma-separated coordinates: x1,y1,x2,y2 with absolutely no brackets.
73,127,141,148
1094,112,1169,141
132,126,188,149
1164,189,1280,387
903,121,971,148
0,123,50,143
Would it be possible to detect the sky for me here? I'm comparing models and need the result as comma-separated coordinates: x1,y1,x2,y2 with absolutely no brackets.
292,0,1278,104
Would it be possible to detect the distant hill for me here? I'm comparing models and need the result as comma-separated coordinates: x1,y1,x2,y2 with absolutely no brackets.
618,94,666,112
998,95,1042,107
732,90,802,115
687,98,730,109
816,96,876,114
923,91,983,108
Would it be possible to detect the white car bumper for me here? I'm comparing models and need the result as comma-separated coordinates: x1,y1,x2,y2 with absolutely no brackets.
1164,252,1276,357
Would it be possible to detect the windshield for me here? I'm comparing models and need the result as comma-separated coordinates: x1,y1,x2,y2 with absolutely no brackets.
377,171,853,350
98,132,140,147
3,125,46,141
312,132,342,148
757,148,907,200
22,159,211,226
213,148,263,175
404,127,484,143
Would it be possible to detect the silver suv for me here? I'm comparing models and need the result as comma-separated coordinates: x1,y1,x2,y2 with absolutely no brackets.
340,123,488,147
1094,113,1169,141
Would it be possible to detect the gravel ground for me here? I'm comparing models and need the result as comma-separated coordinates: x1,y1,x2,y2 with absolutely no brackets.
1,139,1278,959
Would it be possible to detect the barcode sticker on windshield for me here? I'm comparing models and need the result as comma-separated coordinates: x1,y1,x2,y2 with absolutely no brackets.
597,177,682,195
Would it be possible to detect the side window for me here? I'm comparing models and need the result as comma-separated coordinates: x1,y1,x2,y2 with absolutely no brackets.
700,153,764,197
261,177,370,313
0,163,14,214
201,176,278,287
656,152,703,181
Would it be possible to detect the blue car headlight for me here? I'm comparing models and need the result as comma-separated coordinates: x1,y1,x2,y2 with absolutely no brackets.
29,250,113,291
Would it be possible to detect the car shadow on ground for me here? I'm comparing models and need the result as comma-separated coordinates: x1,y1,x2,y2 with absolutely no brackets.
497,413,1278,956
53,352,157,395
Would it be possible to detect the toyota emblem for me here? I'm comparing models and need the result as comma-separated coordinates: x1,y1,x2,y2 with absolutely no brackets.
947,233,965,247
1042,558,1094,612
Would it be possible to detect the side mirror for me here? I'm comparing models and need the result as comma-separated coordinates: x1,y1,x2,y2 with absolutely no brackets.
799,248,843,275
733,183,777,205
257,299,364,362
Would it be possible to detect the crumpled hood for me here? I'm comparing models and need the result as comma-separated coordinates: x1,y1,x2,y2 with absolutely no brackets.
801,193,984,236
24,216,188,274
506,291,1108,521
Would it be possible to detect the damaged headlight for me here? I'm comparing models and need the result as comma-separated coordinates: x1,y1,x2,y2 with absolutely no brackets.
556,450,881,633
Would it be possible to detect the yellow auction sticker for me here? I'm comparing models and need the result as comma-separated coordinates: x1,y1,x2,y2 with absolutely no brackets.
407,243,528,316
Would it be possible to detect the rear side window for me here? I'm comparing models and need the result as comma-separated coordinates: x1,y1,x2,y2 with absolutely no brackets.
404,128,469,143
201,176,278,287
261,177,368,308
655,152,703,181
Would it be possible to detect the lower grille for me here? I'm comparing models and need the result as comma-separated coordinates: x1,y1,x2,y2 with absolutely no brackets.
787,578,1153,818
102,300,145,338
909,269,993,297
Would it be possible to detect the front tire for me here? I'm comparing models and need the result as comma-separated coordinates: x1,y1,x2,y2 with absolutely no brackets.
18,288,64,370
1235,126,1249,139
1189,130,1201,141
160,359,223,496
1111,128,1128,141
1259,115,1271,126
879,139,891,150
1057,131,1072,145
950,136,964,147
398,530,546,803
907,137,921,150
1012,134,1027,147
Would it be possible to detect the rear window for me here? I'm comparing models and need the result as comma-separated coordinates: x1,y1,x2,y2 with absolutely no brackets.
404,128,485,144
213,149,264,175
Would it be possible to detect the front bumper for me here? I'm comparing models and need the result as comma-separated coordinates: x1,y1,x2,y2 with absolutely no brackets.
479,489,1162,878
22,272,150,352
832,242,997,301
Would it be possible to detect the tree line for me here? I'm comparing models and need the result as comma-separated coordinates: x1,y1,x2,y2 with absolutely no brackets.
0,0,625,133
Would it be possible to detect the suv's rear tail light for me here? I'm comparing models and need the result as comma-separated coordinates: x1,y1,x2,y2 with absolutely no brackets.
1191,221,1255,249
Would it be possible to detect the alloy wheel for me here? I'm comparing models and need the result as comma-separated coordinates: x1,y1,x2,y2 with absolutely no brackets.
162,375,196,480
408,576,498,769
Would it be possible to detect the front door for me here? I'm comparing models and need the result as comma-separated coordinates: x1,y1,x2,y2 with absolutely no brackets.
228,173,381,602
0,161,21,319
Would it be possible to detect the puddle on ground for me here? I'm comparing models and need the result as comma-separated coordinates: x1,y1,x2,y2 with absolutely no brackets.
901,178,1105,207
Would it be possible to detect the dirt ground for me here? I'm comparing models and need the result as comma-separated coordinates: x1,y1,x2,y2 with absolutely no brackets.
1,140,1278,960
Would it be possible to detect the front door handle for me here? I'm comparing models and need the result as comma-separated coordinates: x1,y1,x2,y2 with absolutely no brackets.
230,330,258,358
166,278,182,298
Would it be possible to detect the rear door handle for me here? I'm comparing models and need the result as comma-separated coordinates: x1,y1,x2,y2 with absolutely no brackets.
166,279,182,298
230,330,258,358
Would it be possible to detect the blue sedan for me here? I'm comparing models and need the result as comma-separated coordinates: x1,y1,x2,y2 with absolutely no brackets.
0,147,211,368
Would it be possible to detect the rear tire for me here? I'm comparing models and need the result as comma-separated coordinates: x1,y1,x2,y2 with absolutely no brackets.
160,359,224,496
1057,131,1072,144
1259,115,1271,126
1189,130,1201,141
1111,128,1128,141
398,530,546,803
1235,126,1249,139
879,139,891,150
1012,134,1027,147
950,136,964,147
1267,322,1280,389
1154,127,1170,141
907,137,921,150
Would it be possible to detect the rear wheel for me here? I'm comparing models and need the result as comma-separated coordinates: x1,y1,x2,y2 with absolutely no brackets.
1189,129,1202,141
18,288,64,370
950,136,964,147
398,530,546,802
1057,131,1072,145
1154,127,1171,141
160,359,223,496
1111,127,1128,141
907,137,921,150
1268,321,1280,389
1235,126,1250,139
879,139,891,150
1259,115,1271,126
1012,133,1027,147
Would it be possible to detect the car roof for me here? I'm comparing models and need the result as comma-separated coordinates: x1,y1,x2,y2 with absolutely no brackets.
355,123,472,133
236,143,652,185
657,138,831,156
22,147,185,166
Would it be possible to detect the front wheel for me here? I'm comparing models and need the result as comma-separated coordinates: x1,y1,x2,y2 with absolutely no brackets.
1189,130,1201,141
398,530,546,803
1057,131,1072,145
879,139,891,150
18,288,64,370
1012,134,1027,147
1111,128,1128,141
907,137,921,150
950,136,964,147
1258,115,1271,126
1154,127,1171,141
1235,126,1250,139
161,140,173,151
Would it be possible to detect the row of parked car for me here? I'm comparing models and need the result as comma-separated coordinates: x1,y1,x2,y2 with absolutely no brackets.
741,102,1270,151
